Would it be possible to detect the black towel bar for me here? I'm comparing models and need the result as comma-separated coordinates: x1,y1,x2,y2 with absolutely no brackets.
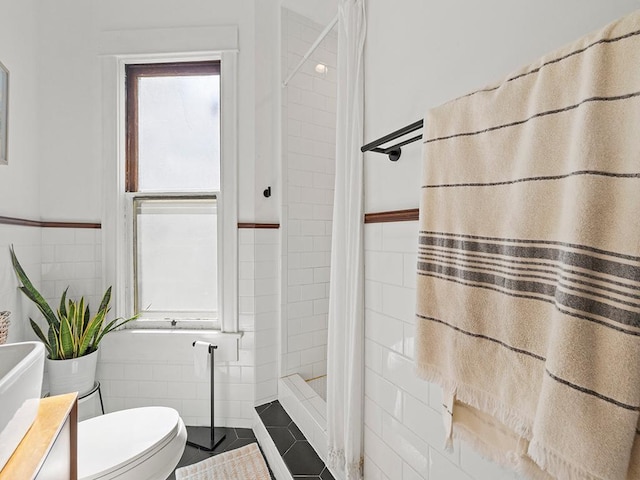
361,119,423,161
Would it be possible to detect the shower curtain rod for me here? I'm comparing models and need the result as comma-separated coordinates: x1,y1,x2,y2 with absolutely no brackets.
283,13,339,87
360,119,423,161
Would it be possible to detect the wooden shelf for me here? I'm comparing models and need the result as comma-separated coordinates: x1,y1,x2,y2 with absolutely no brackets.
0,393,78,480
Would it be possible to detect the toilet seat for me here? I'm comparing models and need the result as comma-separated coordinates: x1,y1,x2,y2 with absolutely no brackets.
78,406,186,480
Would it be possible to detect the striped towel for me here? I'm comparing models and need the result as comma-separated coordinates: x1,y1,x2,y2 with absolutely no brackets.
415,10,640,480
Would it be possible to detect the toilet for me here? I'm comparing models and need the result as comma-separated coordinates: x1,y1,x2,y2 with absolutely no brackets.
77,406,186,480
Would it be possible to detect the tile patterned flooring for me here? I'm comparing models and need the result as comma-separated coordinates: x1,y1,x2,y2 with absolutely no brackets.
168,401,333,479
256,401,334,480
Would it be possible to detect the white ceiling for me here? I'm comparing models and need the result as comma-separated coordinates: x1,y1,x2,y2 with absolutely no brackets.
281,0,338,26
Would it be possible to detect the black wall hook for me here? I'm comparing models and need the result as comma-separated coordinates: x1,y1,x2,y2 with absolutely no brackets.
263,186,272,198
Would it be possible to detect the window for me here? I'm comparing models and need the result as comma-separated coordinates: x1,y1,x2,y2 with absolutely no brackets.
126,61,221,325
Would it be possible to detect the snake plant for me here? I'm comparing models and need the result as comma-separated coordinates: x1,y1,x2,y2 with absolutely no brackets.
10,245,138,360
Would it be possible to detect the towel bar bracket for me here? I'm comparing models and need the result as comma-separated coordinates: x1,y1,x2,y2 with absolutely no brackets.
361,119,423,161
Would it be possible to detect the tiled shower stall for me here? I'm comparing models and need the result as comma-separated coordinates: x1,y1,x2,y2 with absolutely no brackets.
281,8,337,382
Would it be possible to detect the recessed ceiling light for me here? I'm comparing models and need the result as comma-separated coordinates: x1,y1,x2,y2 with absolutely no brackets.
315,63,328,74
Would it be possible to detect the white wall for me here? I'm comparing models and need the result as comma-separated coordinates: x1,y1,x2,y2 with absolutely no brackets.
23,0,281,426
362,2,640,479
254,0,281,223
0,0,42,343
282,0,338,26
0,0,40,219
35,0,263,223
363,0,640,213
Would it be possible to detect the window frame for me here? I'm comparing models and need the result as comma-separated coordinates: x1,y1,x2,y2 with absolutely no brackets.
123,60,225,330
100,51,239,333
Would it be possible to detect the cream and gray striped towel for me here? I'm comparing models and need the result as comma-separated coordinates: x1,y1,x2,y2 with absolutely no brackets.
416,10,640,480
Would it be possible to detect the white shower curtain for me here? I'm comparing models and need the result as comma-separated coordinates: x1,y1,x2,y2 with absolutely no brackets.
326,0,366,479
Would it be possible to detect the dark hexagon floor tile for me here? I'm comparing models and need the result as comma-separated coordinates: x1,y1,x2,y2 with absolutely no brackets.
255,402,272,415
224,437,259,452
184,427,237,454
235,427,257,439
288,420,306,441
283,441,325,476
259,401,293,427
267,426,296,455
321,466,336,479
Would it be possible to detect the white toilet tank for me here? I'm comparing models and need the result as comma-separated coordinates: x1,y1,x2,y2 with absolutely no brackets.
78,407,186,480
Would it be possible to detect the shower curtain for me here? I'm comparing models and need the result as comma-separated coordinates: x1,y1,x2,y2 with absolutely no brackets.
326,0,366,479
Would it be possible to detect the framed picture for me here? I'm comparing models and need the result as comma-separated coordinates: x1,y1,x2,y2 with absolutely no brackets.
0,61,8,165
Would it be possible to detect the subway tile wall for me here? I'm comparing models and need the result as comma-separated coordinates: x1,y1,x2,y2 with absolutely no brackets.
40,227,103,309
98,329,255,428
97,227,281,428
281,8,337,381
1,222,279,426
0,224,42,343
242,228,280,406
363,221,523,480
0,225,101,344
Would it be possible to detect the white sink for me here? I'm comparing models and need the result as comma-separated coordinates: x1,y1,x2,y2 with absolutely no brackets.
0,341,45,471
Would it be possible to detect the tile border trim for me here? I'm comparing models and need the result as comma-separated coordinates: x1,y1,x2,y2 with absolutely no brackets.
364,208,419,224
238,223,281,229
0,215,101,229
1,216,282,230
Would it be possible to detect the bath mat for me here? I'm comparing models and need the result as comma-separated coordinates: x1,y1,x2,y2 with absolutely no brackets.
415,9,640,480
174,443,271,480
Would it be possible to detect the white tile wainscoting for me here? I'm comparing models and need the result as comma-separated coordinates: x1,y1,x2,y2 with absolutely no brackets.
363,220,523,480
0,224,103,346
98,329,252,427
2,220,280,427
97,226,281,428
40,227,103,310
240,227,280,408
0,224,43,344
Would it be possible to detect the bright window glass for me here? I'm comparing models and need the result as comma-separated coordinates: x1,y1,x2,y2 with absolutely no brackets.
134,198,218,317
137,74,220,192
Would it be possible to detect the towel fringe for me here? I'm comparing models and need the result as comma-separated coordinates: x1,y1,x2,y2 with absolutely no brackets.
452,426,555,480
452,424,519,469
528,440,607,480
416,363,532,438
416,364,616,480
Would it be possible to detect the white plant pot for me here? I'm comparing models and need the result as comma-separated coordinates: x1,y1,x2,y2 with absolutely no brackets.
46,348,99,396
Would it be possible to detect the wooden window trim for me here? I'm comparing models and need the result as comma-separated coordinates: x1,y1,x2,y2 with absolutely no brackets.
125,61,221,192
